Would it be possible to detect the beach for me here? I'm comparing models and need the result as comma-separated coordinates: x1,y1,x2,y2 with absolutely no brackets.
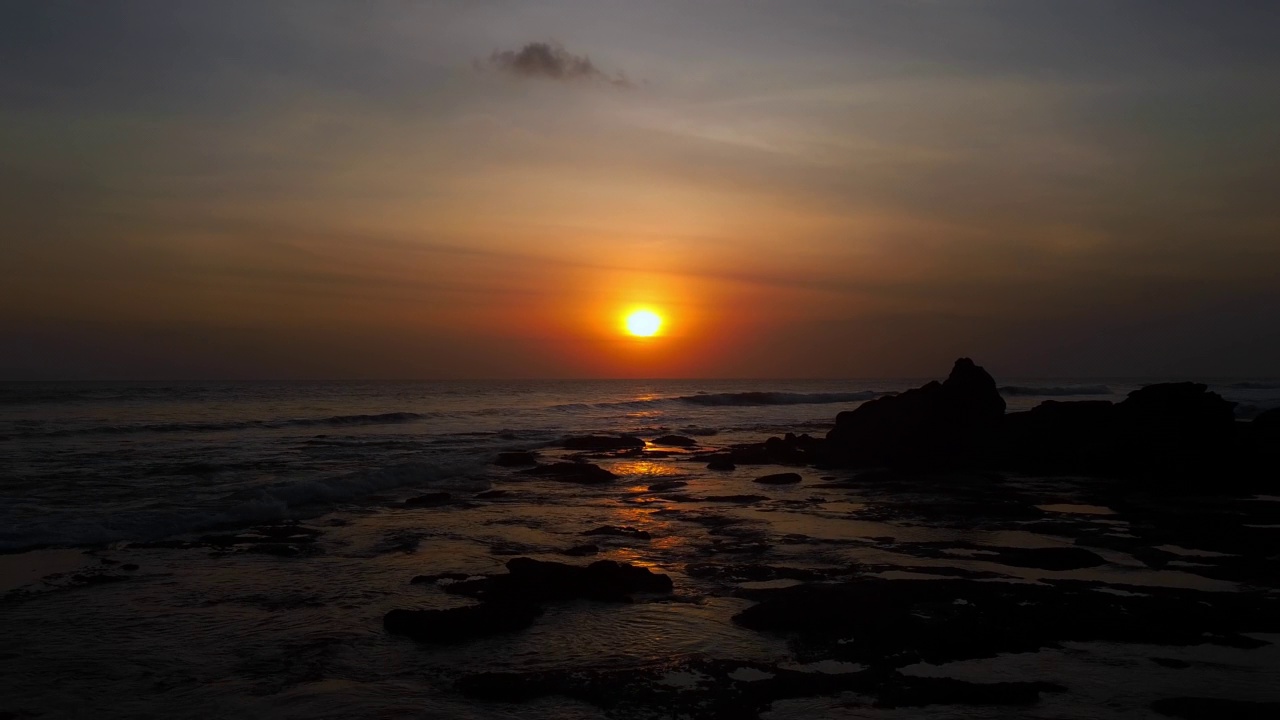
3,371,1279,718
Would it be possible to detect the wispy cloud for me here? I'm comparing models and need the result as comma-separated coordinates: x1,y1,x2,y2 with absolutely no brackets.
481,42,634,88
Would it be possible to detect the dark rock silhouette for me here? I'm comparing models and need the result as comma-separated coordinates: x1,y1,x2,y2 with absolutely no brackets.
519,462,616,484
493,451,538,466
754,472,802,485
705,457,735,471
652,434,698,447
825,358,1004,468
562,435,645,451
1001,381,1239,479
388,558,673,644
445,557,673,604
733,576,1278,667
1250,407,1280,427
582,525,651,540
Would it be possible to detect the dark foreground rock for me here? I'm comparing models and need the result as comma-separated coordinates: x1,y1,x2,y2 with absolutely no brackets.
826,357,1005,468
493,451,538,467
733,577,1279,668
817,357,1275,486
519,462,616,484
389,558,673,644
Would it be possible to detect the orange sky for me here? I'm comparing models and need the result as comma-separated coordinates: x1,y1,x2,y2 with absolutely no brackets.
2,2,1279,379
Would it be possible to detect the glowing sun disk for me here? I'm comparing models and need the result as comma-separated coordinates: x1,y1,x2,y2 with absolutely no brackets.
625,310,662,337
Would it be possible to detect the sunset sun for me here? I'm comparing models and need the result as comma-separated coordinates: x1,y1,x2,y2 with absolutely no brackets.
624,309,663,337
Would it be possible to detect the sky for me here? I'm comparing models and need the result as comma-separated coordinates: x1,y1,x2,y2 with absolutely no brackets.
2,0,1278,380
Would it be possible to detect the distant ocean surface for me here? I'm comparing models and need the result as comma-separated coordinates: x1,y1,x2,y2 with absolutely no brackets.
3,377,1278,553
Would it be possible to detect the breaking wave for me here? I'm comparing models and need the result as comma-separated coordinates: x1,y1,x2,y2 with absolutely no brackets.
0,459,484,552
8,411,429,439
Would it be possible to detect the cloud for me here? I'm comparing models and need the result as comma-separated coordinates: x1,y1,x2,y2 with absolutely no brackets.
482,42,633,88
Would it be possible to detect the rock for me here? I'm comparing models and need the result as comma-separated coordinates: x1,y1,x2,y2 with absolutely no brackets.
826,358,1005,468
383,601,543,643
1119,383,1236,426
732,576,1280,668
493,451,538,466
519,462,617,484
755,472,802,485
121,563,139,571
1253,407,1280,427
647,480,687,492
706,457,736,471
700,494,769,503
1151,698,1280,719
562,544,600,557
652,434,698,447
444,557,674,604
582,525,652,540
404,492,452,507
475,489,508,499
562,435,646,451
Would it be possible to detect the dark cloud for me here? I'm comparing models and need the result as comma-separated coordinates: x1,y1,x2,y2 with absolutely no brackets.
483,42,633,88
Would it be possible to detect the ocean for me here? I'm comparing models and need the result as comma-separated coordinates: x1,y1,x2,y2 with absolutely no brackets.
2,378,1279,718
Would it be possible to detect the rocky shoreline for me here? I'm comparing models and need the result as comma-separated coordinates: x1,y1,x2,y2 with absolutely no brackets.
368,359,1280,718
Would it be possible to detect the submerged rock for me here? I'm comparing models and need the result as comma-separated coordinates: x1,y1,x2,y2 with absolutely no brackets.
493,451,538,467
445,557,674,604
652,434,698,447
754,472,802,485
519,462,617,484
582,525,652,540
706,457,736,471
562,435,646,451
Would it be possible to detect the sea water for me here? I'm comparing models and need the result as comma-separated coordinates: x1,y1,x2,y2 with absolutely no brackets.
2,378,1278,718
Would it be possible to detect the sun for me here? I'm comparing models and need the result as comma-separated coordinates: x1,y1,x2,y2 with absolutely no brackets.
625,309,663,337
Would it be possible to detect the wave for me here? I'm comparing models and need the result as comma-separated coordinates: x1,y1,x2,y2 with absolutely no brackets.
677,391,882,407
6,411,429,439
999,385,1112,397
0,459,485,553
